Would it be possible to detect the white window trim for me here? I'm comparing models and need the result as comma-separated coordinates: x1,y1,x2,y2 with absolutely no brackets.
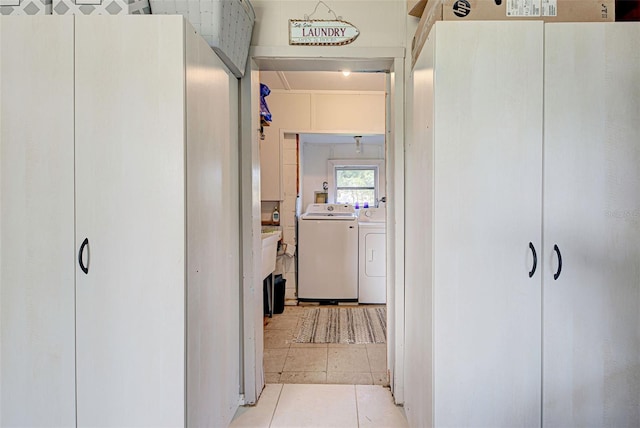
327,159,385,206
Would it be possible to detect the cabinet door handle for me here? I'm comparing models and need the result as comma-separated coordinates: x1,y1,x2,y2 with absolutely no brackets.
528,242,537,278
78,238,89,274
553,244,562,280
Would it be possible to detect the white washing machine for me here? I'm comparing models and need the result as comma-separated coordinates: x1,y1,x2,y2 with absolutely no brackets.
358,207,386,304
298,204,358,301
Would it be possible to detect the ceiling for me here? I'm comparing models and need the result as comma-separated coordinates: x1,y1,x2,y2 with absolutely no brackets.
260,70,386,92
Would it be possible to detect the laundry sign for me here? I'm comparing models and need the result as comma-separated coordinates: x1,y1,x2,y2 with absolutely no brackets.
289,19,359,46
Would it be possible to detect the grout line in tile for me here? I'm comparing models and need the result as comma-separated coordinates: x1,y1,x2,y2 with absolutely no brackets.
325,345,329,373
354,384,360,427
268,384,284,428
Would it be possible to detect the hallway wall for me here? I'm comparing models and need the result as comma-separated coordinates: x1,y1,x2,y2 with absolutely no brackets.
250,0,406,48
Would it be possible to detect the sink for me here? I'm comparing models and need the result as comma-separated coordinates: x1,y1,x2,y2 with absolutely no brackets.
261,230,282,279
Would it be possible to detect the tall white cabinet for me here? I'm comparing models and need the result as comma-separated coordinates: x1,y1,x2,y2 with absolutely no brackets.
1,16,241,427
406,21,640,427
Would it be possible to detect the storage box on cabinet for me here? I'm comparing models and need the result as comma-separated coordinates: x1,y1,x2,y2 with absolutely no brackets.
52,0,150,15
411,0,615,66
0,0,51,15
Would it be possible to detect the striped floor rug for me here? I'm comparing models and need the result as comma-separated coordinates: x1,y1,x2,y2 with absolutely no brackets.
294,307,386,344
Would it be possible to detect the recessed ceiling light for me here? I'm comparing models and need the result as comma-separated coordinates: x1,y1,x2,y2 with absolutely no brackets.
342,70,351,77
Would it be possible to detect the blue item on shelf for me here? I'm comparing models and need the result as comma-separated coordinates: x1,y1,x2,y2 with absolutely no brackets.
260,83,272,123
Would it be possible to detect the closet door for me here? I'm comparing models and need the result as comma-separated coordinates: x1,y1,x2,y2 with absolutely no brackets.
543,23,640,427
432,22,544,427
74,16,187,426
0,16,76,426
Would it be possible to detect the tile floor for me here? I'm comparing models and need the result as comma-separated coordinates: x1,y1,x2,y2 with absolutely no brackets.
263,305,389,385
230,384,408,428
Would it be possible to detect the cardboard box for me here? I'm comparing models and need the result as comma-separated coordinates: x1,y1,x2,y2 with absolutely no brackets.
412,0,615,66
411,0,442,66
442,0,614,21
52,0,150,15
1,0,52,15
409,0,428,17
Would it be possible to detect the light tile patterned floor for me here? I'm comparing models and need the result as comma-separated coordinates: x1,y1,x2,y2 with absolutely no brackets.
230,384,408,428
263,306,389,385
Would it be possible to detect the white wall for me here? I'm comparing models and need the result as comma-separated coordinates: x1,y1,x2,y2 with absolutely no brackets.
300,141,385,211
251,0,406,48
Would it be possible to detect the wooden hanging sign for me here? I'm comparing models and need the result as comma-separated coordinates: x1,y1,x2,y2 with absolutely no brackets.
289,20,360,46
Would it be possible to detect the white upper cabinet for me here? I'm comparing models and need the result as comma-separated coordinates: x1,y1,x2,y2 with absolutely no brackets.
260,93,311,201
313,93,385,133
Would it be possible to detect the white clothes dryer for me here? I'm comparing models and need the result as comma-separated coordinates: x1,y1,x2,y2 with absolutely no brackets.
358,208,386,304
298,204,358,301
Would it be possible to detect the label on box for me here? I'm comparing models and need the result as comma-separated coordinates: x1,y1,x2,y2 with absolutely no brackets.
506,0,541,16
541,0,557,16
506,0,557,16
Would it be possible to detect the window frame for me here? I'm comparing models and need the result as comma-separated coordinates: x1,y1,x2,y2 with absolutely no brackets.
327,159,385,207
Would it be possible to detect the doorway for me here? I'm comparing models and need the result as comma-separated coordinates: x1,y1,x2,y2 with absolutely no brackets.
240,54,405,405
261,114,388,383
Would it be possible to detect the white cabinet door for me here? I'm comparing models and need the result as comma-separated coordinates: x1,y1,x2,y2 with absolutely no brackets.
432,22,543,427
0,16,76,426
543,23,640,427
259,131,282,201
259,93,312,201
74,16,186,426
313,93,385,133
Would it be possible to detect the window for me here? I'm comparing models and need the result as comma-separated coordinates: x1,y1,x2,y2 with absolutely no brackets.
335,167,377,207
327,159,384,207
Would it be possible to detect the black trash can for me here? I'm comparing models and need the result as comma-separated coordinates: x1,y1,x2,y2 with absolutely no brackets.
264,274,287,316
273,276,286,315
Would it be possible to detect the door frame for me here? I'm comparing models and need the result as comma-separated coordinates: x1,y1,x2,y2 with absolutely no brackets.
239,47,405,405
